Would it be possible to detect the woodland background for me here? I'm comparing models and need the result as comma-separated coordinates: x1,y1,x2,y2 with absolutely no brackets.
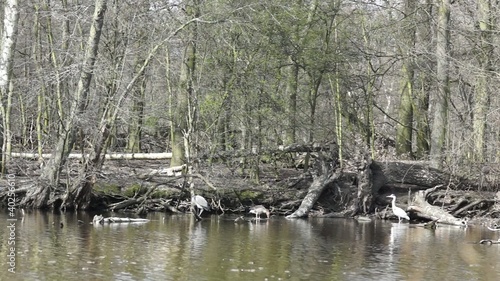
0,0,498,209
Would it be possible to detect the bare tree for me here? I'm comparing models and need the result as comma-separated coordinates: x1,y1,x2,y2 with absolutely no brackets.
0,0,19,173
22,0,108,208
395,0,416,157
472,0,493,162
430,0,451,169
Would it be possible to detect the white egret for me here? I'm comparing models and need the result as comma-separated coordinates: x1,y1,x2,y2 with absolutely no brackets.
249,205,270,220
387,194,410,223
191,195,210,217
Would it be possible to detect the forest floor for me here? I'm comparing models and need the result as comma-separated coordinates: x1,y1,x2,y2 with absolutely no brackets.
2,158,500,226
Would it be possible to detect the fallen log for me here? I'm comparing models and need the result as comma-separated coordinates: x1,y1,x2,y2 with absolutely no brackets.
138,165,186,179
109,198,140,211
286,166,341,218
408,189,467,226
371,160,483,192
11,152,172,160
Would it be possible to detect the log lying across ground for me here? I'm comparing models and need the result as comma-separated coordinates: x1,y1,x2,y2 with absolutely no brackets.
92,214,150,224
408,188,467,226
371,160,477,191
11,152,172,160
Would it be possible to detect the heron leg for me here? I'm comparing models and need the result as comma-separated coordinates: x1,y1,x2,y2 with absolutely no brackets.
199,209,204,217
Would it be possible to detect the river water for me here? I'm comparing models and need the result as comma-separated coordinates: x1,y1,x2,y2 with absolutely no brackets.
1,211,499,280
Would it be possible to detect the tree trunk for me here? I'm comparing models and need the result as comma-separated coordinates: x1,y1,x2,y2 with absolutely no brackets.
287,150,341,218
170,0,199,168
472,0,493,162
127,58,146,153
396,66,414,157
0,0,19,173
396,0,417,157
23,0,108,208
414,0,433,158
430,0,450,169
354,150,375,214
287,159,342,218
286,61,298,145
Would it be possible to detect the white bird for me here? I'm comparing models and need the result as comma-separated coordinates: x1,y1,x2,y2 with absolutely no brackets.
191,195,210,217
249,205,270,220
387,194,410,223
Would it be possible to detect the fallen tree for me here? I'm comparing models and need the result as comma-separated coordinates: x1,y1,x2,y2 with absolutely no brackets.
408,187,467,226
11,152,172,160
286,165,342,218
2,138,498,221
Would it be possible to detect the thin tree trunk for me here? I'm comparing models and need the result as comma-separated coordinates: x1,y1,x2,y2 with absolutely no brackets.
43,0,107,182
287,149,341,218
286,61,298,145
127,59,146,153
414,0,433,158
23,0,108,209
0,0,19,174
430,0,450,169
170,0,199,167
396,0,416,157
33,3,46,162
472,0,493,162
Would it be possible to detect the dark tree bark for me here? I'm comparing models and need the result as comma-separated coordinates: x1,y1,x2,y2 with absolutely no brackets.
287,144,340,218
372,160,476,191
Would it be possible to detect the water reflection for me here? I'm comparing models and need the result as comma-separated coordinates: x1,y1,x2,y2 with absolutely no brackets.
1,211,500,280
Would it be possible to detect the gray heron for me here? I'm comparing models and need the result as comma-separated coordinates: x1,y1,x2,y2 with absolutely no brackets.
249,205,270,220
191,195,210,217
387,194,410,223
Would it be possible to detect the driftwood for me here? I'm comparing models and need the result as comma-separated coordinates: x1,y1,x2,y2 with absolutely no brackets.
92,214,149,224
11,152,172,160
408,189,467,226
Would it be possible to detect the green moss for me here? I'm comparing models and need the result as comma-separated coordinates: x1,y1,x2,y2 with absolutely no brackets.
239,190,263,200
95,183,121,195
123,183,146,197
151,189,180,199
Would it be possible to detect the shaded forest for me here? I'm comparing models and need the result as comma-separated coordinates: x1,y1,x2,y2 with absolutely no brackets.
0,1,498,219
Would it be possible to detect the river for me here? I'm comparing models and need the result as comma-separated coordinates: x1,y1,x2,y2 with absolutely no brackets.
0,211,499,280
